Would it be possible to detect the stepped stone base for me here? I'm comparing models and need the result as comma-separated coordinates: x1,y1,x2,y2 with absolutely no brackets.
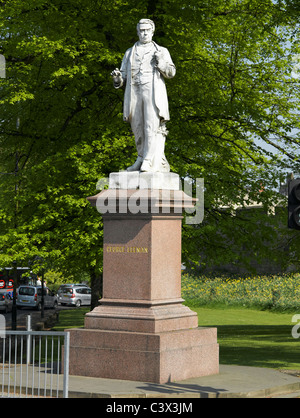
67,327,219,384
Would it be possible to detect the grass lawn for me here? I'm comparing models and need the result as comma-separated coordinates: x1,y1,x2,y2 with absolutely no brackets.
53,305,300,370
52,307,90,331
192,305,300,370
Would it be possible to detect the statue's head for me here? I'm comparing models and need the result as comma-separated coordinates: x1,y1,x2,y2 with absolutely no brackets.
137,19,155,44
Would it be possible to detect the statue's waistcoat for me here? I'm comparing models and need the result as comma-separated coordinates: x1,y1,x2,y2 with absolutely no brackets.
131,44,155,85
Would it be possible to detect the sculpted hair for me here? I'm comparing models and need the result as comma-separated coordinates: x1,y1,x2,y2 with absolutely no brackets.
137,19,155,33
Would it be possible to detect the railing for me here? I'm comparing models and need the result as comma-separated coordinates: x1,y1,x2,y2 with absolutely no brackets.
0,329,69,398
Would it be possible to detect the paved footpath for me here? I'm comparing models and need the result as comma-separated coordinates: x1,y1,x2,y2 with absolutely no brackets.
3,364,300,398
65,365,300,398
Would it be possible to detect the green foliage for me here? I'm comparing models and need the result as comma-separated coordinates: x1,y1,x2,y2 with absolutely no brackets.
182,272,300,311
44,269,90,291
0,0,300,281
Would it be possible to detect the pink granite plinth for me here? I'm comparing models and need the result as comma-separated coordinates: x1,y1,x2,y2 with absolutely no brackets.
100,211,184,304
67,327,219,384
67,187,219,383
84,299,198,333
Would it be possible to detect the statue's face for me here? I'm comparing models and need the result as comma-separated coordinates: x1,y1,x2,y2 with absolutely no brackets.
138,23,154,44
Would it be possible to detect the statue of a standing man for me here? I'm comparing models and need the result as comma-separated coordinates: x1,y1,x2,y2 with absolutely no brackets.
111,19,176,173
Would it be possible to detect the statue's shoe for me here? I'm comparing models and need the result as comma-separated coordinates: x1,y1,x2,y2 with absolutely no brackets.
140,159,153,172
126,156,143,172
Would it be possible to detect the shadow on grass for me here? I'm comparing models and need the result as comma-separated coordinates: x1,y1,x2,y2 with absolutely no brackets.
215,325,300,369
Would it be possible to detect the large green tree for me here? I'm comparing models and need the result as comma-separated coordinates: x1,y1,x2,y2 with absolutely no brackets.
0,0,300,292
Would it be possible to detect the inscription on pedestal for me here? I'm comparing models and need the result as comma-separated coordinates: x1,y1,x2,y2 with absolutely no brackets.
106,245,148,253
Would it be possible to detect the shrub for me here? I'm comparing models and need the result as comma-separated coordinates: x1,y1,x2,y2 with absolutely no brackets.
181,273,300,311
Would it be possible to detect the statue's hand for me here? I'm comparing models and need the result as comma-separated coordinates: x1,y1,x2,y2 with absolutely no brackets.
154,51,163,66
111,68,122,84
154,51,168,76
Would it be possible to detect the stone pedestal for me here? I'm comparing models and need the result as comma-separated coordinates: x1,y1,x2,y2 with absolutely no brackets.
67,172,219,383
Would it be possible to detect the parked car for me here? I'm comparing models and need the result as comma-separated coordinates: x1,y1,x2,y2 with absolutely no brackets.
57,284,89,305
59,286,91,307
16,286,58,310
0,291,13,313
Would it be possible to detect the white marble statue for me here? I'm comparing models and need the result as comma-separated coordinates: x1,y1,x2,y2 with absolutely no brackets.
111,19,176,173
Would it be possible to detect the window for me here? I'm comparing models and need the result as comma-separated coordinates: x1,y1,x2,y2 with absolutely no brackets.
19,287,35,296
62,288,73,295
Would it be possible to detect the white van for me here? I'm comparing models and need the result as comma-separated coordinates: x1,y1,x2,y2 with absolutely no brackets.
17,286,58,310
